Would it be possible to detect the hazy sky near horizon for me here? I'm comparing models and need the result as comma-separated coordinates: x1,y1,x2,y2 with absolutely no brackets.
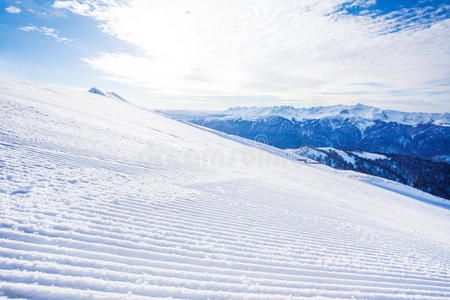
1,0,449,111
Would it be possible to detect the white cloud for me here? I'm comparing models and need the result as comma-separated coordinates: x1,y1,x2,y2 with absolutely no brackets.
18,25,73,43
52,0,91,15
52,0,450,109
5,6,22,13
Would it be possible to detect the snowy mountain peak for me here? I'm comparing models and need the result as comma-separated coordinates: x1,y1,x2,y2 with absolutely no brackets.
203,104,449,126
88,87,107,96
352,103,373,110
88,87,127,102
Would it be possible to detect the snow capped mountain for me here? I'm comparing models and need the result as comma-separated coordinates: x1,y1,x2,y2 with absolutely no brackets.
88,87,127,102
205,104,450,126
162,106,450,163
1,76,450,298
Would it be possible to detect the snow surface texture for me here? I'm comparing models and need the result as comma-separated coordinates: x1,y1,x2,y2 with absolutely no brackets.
1,76,450,299
183,104,450,126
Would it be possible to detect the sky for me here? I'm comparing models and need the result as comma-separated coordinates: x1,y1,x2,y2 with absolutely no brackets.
1,0,449,111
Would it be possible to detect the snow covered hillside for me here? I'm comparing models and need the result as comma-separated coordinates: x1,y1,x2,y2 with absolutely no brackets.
287,147,450,199
1,76,450,299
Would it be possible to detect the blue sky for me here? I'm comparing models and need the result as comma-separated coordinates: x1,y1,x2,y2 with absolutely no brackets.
1,1,136,91
1,0,449,111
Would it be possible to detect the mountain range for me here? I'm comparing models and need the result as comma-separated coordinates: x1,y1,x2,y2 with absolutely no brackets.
161,103,449,125
159,104,450,163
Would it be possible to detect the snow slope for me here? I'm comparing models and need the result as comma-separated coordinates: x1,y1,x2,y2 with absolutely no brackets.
1,76,450,299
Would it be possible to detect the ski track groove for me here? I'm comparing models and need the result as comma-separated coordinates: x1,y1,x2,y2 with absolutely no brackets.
5,198,448,277
1,220,448,282
1,217,438,277
1,228,448,287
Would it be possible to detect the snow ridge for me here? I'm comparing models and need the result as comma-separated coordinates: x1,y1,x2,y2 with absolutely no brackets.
88,87,127,102
205,104,450,126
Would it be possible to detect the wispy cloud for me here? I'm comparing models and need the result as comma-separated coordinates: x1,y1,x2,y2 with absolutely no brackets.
52,0,92,15
52,0,450,109
18,26,73,43
5,6,22,14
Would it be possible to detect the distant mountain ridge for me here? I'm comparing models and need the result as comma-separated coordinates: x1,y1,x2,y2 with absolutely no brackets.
159,104,450,163
208,104,450,126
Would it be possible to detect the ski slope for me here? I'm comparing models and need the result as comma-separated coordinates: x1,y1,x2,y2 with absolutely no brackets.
1,76,449,299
